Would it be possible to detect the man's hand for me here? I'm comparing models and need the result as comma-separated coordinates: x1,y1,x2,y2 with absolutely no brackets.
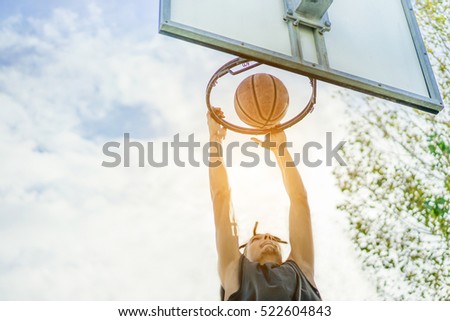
207,107,227,140
251,130,287,156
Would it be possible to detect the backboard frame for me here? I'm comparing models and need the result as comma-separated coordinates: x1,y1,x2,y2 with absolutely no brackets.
159,0,444,114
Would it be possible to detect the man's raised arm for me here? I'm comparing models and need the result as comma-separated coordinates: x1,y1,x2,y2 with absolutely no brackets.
207,109,240,285
253,131,316,286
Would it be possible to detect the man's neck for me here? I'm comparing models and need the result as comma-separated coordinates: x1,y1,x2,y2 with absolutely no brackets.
257,255,281,265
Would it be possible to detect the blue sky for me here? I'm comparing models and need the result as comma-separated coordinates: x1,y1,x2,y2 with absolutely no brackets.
0,1,378,300
0,0,156,33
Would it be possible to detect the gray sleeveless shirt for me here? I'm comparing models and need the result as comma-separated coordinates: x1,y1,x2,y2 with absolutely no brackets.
221,255,322,301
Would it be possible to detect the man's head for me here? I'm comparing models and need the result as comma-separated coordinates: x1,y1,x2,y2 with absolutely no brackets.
244,233,283,265
240,222,287,265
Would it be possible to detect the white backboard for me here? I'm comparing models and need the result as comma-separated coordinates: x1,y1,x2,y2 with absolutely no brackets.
160,0,444,114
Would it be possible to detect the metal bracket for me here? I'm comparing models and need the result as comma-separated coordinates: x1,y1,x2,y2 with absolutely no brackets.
284,0,333,33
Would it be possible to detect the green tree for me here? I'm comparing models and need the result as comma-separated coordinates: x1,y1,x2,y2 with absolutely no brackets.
333,0,449,300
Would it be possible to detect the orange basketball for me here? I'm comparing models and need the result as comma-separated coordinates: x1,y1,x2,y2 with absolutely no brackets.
234,73,289,129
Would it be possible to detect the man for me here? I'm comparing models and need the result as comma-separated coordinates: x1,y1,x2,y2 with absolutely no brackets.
207,108,321,301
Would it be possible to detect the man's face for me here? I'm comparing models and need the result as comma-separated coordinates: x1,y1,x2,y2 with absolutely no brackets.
245,233,282,264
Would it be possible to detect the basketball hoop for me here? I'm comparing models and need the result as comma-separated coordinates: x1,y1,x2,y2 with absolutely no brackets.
206,57,317,135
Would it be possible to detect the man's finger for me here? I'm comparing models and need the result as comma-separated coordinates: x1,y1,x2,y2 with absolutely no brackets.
251,137,262,146
209,108,225,119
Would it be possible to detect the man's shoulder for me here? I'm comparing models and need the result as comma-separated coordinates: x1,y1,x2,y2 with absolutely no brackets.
284,258,317,290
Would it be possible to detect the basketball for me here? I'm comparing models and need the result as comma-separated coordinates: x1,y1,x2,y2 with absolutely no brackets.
234,73,289,129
